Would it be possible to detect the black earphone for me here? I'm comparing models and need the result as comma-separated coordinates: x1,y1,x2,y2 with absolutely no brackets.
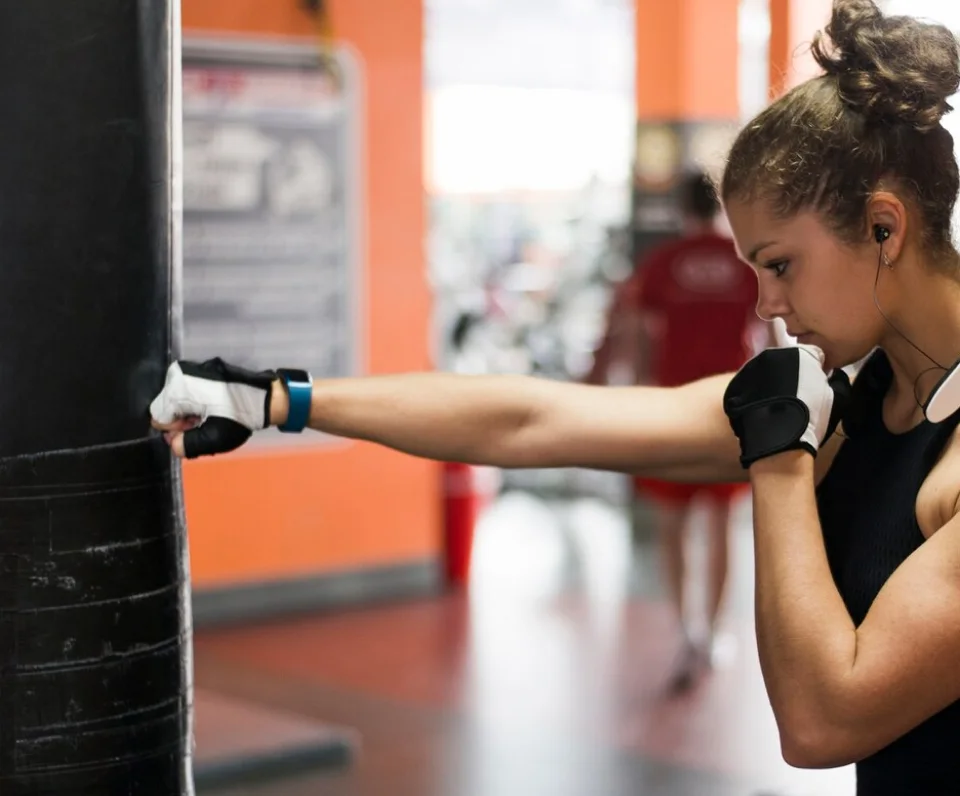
869,222,960,422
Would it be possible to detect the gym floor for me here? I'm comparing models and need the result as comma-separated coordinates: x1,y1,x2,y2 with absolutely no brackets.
194,477,857,795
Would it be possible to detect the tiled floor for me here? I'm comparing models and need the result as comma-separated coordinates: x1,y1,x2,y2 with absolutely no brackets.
194,475,858,795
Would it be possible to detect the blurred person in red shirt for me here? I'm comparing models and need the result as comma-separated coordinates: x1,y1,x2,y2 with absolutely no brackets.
587,169,775,692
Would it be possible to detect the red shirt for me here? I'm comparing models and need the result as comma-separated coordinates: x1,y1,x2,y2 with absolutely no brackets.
625,232,758,387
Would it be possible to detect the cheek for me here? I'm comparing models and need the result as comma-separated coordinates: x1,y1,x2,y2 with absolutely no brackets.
803,262,872,325
835,268,881,327
813,297,878,369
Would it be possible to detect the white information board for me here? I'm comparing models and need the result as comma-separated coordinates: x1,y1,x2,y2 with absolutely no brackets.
180,39,363,448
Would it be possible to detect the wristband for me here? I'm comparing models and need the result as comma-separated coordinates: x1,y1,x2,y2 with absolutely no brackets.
276,368,312,433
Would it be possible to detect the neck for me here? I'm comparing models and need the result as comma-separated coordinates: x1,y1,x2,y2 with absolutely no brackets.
878,264,960,414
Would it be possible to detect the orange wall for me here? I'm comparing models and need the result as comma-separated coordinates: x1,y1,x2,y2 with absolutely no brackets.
182,0,440,589
636,0,739,120
768,0,834,99
768,0,791,100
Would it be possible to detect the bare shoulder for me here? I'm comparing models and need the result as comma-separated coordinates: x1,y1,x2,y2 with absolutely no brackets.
917,423,960,538
839,493,960,762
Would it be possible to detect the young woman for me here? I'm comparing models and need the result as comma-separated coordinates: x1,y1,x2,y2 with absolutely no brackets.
152,1,960,791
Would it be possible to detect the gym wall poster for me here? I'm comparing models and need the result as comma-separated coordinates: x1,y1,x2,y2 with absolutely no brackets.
180,38,364,450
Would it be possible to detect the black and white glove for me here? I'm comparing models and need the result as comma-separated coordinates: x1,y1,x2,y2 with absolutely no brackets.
149,358,276,459
722,344,851,468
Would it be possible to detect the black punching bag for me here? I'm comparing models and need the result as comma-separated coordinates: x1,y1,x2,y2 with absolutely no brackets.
0,2,192,794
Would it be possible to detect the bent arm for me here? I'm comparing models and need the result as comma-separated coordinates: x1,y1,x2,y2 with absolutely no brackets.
748,451,960,769
269,371,746,481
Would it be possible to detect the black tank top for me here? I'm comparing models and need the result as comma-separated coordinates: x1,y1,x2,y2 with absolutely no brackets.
816,350,960,795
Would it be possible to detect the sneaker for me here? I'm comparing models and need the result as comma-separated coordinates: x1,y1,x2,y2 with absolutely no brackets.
703,631,738,669
665,641,704,694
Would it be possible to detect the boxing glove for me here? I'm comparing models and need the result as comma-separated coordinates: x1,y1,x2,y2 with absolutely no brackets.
723,344,851,468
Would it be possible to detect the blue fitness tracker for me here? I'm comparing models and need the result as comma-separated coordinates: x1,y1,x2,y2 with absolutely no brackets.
276,368,312,433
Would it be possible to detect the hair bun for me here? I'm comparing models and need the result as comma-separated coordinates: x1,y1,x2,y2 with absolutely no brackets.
811,0,960,131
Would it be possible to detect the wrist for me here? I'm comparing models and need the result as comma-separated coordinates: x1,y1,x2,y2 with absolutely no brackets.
269,380,289,427
274,368,313,433
749,449,815,479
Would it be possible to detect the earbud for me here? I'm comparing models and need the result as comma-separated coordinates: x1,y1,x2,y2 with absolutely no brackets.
868,220,960,422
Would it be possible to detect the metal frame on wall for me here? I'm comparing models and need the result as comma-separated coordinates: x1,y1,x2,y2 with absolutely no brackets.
179,37,365,450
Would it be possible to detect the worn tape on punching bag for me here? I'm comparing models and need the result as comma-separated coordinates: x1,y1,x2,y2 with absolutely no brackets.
0,1,192,794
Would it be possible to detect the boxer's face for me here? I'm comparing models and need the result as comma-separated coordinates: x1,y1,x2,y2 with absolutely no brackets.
724,199,884,371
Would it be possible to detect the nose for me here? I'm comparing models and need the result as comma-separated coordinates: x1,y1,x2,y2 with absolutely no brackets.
755,281,790,322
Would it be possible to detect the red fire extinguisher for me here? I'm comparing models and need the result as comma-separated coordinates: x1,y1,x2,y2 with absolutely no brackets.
442,462,501,588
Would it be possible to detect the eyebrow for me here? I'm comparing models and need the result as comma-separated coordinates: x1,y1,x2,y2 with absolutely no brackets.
747,241,777,263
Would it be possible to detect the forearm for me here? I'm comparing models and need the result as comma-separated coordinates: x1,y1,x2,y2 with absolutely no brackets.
269,372,548,466
264,369,745,478
750,452,857,748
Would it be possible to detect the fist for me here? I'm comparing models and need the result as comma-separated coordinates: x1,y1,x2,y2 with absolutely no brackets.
149,358,277,458
723,344,851,468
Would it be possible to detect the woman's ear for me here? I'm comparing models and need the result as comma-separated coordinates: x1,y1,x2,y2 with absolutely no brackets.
866,191,907,262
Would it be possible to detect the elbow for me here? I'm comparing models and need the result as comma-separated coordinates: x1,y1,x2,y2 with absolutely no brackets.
498,379,568,468
780,729,842,769
775,691,864,769
774,660,882,769
777,718,861,770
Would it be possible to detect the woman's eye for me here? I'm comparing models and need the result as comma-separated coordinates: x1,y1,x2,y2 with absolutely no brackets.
765,259,789,277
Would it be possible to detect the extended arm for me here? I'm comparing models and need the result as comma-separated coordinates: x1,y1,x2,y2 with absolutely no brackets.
272,370,745,476
150,359,747,483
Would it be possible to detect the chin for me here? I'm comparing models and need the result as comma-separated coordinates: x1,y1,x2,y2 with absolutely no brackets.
823,344,874,373
793,333,872,372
